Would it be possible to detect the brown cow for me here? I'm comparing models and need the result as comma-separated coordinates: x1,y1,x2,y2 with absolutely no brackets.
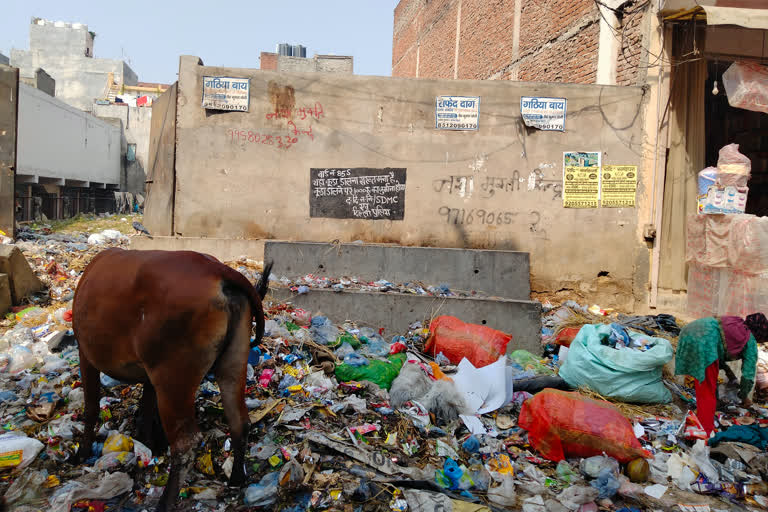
72,248,272,511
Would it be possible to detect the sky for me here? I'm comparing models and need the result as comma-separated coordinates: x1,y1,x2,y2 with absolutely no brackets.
1,1,399,84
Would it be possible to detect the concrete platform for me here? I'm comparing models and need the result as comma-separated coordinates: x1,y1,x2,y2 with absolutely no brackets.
264,241,530,299
269,287,542,354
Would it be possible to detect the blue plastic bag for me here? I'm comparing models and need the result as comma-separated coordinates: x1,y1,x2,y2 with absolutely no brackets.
559,324,673,403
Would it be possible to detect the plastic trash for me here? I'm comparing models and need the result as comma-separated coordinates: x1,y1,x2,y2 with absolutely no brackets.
6,346,38,374
102,432,134,454
0,433,44,471
309,316,340,345
556,460,579,484
518,389,649,463
244,471,279,506
488,475,516,507
462,435,480,453
689,439,719,483
3,469,48,507
424,315,512,368
87,233,107,245
343,352,369,367
580,455,620,479
49,471,133,512
335,353,407,390
93,450,136,471
558,485,600,510
559,324,673,403
722,61,768,115
509,350,555,375
590,467,620,499
100,373,125,387
666,453,696,490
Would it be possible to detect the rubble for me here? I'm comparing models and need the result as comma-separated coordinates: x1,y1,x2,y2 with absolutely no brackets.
0,219,765,511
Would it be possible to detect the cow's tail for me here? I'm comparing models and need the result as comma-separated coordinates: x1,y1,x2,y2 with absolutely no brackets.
256,261,273,300
217,260,273,350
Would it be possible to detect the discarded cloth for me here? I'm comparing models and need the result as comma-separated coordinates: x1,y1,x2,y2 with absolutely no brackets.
709,424,768,450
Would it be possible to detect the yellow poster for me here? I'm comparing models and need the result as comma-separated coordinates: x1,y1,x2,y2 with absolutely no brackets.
563,166,599,208
601,165,637,208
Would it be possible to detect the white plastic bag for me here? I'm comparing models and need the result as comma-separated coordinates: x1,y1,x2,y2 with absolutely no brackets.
722,61,768,114
0,433,44,471
716,143,751,187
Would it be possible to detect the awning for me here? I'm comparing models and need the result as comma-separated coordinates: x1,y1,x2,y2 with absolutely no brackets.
662,2,768,30
703,6,768,29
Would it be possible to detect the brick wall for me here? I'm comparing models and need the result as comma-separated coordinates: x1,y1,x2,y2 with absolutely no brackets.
392,0,650,86
615,1,648,86
260,52,277,71
458,0,516,80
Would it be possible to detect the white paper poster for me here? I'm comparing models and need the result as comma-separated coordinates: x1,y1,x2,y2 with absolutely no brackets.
201,76,250,112
521,96,567,131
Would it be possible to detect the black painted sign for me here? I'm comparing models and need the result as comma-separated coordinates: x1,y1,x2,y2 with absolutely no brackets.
309,168,406,220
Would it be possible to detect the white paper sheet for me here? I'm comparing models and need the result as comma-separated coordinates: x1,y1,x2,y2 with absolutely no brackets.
452,357,514,415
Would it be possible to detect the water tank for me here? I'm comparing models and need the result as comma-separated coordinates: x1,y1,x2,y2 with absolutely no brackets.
292,45,306,58
278,43,292,56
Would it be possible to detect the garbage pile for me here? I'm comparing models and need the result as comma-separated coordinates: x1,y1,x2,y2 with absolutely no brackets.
0,226,767,511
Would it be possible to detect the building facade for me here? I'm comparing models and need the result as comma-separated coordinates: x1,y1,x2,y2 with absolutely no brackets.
11,18,138,112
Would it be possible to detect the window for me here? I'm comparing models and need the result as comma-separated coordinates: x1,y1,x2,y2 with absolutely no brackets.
127,144,136,162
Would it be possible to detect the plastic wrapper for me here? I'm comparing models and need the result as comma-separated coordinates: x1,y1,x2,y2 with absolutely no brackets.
424,315,512,368
518,389,650,463
102,432,134,454
722,61,768,115
335,353,406,390
244,472,279,506
716,143,751,186
93,451,136,471
5,346,38,374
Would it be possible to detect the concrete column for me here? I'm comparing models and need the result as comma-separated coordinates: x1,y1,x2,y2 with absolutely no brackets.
55,186,61,219
510,0,523,81
26,185,32,222
0,66,18,237
453,0,463,79
596,0,621,85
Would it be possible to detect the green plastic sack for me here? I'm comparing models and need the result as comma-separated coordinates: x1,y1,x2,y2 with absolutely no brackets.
559,324,673,403
335,353,406,390
509,350,554,375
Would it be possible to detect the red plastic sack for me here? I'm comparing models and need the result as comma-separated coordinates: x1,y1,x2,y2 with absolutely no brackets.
518,389,650,463
424,316,511,368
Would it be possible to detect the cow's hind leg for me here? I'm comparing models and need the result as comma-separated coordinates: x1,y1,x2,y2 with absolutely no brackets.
136,382,168,455
214,293,252,486
150,342,221,512
75,352,101,463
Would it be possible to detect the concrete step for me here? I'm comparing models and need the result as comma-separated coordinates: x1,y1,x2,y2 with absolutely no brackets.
269,287,542,354
264,241,531,300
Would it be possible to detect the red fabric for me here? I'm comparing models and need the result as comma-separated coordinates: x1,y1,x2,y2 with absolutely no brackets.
518,389,650,463
695,360,719,436
424,316,512,368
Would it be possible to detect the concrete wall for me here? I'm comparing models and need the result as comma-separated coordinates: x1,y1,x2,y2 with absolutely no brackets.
29,18,93,58
20,68,55,96
150,56,652,308
93,103,152,193
276,55,353,74
144,83,177,235
0,66,18,237
392,0,652,85
16,83,120,186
